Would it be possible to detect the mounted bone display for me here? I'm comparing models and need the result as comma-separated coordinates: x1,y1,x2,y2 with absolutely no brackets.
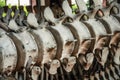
0,0,120,80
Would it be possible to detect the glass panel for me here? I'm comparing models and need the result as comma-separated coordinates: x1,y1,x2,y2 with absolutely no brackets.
20,0,30,6
6,0,18,5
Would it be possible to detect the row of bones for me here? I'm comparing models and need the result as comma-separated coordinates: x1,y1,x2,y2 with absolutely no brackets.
0,0,120,80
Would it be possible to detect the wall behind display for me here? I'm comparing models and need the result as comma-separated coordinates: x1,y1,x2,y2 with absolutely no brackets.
6,0,30,6
6,0,18,5
20,0,30,6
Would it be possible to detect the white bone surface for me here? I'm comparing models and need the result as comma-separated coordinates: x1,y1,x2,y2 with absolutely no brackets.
44,6,75,60
31,66,41,80
27,13,39,28
92,0,102,8
51,24,75,59
33,28,57,64
13,30,38,66
75,0,88,12
72,21,91,40
62,0,92,55
63,56,76,72
62,0,91,40
49,60,60,74
86,19,107,36
62,0,74,17
44,6,76,73
70,21,92,54
103,16,120,33
8,20,20,31
27,13,57,64
44,7,56,23
0,29,17,72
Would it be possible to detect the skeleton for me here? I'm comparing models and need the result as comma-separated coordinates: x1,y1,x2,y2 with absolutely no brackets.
0,0,120,80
